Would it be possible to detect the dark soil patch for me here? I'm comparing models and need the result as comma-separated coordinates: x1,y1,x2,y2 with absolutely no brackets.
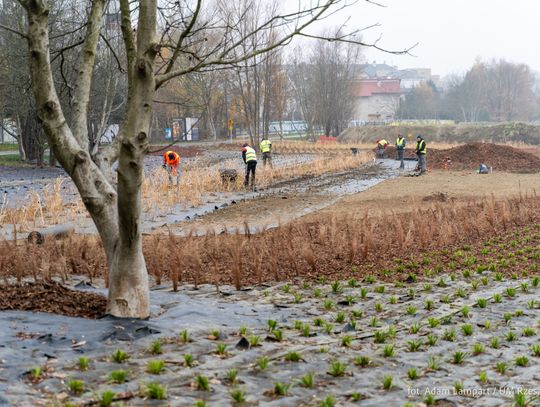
0,281,106,319
146,145,205,158
384,142,540,172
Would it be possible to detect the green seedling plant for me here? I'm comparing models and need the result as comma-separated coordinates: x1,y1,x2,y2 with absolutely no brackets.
375,303,383,313
370,316,378,327
109,370,127,384
328,361,347,377
180,329,190,343
257,356,269,370
506,287,516,298
299,372,315,388
324,323,334,334
341,335,352,348
78,357,90,371
323,299,334,311
98,390,115,407
522,327,535,337
427,356,440,371
490,337,500,349
284,351,302,362
506,331,517,342
424,393,436,405
424,299,435,311
407,339,422,352
30,366,42,381
472,343,485,355
331,281,342,293
271,329,284,342
348,278,357,287
210,329,221,340
147,360,165,375
319,395,335,407
504,312,512,324
354,356,371,367
454,381,463,393
273,382,290,396
410,323,421,334
374,285,385,294
226,368,238,384
426,334,438,346
428,317,440,329
443,328,456,341
360,287,368,299
335,311,346,323
145,382,167,400
389,295,397,304
382,344,395,358
111,349,128,363
460,305,471,318
294,320,303,330
495,362,507,375
461,324,474,336
476,298,488,308
230,388,246,403
406,306,417,315
301,324,311,337
382,375,393,390
67,379,84,394
195,374,210,391
215,343,228,356
531,344,540,357
479,371,488,384
515,355,529,367
313,317,324,327
313,288,322,298
374,330,386,344
514,389,528,407
149,340,162,355
407,367,418,380
452,351,467,364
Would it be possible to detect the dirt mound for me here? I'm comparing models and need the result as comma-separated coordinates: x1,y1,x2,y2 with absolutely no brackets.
383,143,540,172
147,145,204,158
0,281,106,319
429,143,540,172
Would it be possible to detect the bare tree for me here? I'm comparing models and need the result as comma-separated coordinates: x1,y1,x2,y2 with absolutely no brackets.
3,0,409,318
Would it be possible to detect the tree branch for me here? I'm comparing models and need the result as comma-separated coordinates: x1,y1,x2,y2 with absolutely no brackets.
0,23,28,39
164,0,202,74
70,0,106,149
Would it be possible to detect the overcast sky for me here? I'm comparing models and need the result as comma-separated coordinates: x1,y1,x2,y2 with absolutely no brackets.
306,0,540,77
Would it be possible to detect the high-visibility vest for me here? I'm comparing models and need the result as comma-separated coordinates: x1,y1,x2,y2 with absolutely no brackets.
164,151,180,166
396,137,405,148
378,139,388,147
260,139,272,153
245,146,257,162
416,140,427,155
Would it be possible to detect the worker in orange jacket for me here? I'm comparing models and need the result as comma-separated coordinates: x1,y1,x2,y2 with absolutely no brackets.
162,150,181,186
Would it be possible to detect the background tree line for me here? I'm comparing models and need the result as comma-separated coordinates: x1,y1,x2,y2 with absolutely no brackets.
398,59,540,122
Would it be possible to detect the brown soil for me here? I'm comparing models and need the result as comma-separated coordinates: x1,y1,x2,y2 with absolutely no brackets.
146,145,205,158
0,281,106,319
384,142,540,172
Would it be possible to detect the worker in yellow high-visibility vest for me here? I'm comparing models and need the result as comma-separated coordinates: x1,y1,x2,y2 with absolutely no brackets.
415,135,427,175
396,134,406,169
259,136,273,168
242,143,257,191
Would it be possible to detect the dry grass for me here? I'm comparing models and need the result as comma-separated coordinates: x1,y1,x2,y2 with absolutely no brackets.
1,193,539,288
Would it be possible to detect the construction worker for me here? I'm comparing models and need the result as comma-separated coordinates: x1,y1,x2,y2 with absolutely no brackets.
376,139,389,158
396,133,406,169
162,150,181,185
242,143,257,191
415,135,427,175
259,136,272,168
